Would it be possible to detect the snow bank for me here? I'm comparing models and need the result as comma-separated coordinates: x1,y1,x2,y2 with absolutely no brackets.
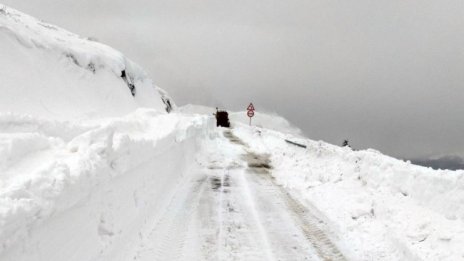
178,104,216,116
0,109,211,260
0,5,172,120
234,124,464,260
0,6,193,260
0,133,50,170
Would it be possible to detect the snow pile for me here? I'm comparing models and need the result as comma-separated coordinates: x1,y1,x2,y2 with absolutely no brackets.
178,104,217,116
0,5,173,120
0,109,211,260
233,124,464,260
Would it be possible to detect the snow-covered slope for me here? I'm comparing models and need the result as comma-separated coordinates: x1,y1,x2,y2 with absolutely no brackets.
0,5,173,120
233,124,464,260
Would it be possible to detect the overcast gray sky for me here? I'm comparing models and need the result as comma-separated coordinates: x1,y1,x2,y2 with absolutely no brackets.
4,0,464,160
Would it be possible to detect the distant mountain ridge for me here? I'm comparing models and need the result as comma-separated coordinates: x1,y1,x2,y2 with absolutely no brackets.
410,155,464,171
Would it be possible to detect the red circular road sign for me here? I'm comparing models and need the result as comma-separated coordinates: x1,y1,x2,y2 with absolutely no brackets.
247,110,255,117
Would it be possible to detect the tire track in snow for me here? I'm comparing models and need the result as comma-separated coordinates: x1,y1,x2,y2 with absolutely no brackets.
225,129,346,261
234,170,277,261
280,187,346,261
244,168,322,261
217,170,226,260
201,168,272,261
129,129,345,261
133,174,208,261
248,170,346,261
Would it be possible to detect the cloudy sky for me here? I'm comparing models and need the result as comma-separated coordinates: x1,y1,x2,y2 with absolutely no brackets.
4,0,464,160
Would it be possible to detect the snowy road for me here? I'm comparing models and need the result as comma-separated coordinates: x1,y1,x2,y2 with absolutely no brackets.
127,129,345,261
3,7,464,259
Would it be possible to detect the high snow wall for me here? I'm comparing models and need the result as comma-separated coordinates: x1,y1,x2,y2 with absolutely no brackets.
0,5,173,120
0,110,212,261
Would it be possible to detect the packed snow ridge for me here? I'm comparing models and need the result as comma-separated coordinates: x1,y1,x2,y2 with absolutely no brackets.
1,5,464,261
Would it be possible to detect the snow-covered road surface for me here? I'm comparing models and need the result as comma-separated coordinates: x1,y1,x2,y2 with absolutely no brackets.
127,129,345,261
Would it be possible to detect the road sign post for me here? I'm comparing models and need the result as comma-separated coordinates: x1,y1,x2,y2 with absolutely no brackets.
247,103,255,126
